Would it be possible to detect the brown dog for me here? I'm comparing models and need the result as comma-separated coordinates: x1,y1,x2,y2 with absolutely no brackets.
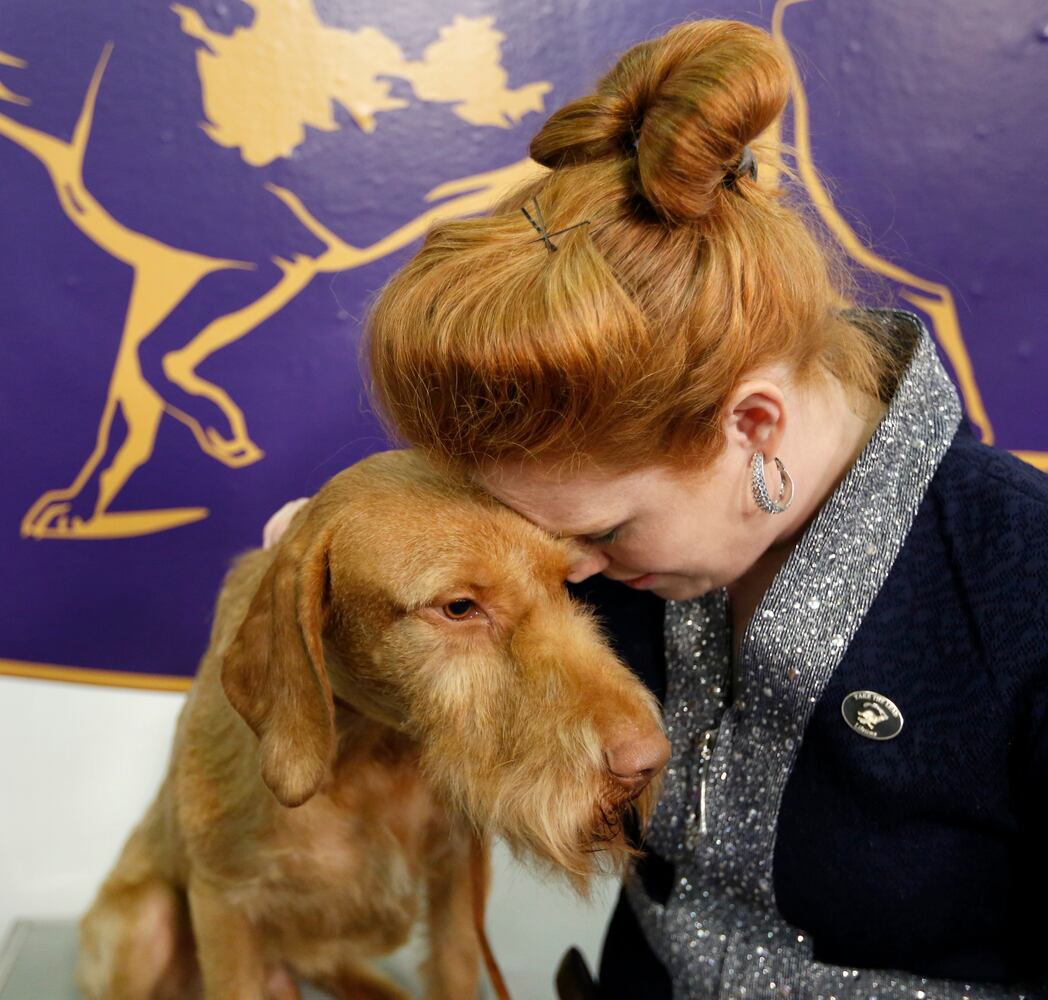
76,450,669,1000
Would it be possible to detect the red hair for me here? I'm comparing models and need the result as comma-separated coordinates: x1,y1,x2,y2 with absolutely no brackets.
366,19,895,473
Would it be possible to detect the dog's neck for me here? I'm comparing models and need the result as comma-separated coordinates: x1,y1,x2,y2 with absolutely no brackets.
323,638,413,735
329,695,420,779
332,685,405,727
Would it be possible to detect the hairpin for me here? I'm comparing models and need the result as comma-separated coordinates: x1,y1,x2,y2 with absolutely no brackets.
520,197,590,253
724,145,758,189
630,119,643,151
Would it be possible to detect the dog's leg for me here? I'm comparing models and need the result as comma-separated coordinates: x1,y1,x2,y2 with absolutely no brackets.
187,877,268,999
77,876,192,1000
314,962,412,1000
419,828,483,1000
77,808,200,1000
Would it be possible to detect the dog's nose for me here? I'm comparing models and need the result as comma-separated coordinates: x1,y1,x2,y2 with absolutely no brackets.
604,731,671,795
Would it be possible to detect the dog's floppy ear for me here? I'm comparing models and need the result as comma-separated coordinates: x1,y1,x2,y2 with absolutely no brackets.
222,517,334,808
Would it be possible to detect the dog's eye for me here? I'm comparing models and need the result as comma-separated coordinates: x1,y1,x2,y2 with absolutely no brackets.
442,599,477,620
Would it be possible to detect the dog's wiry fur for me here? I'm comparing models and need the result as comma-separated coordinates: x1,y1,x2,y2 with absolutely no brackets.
77,451,668,1000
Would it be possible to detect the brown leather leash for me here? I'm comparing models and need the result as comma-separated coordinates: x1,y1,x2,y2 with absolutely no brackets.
470,832,513,1000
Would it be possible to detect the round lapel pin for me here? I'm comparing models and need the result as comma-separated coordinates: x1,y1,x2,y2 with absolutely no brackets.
841,690,904,741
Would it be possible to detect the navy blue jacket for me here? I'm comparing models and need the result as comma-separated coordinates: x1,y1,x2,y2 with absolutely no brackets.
572,420,1048,997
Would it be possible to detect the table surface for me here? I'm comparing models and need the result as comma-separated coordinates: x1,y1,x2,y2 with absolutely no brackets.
0,919,496,1000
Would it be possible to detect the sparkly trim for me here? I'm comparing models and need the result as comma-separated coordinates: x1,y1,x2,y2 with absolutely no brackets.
628,314,1031,998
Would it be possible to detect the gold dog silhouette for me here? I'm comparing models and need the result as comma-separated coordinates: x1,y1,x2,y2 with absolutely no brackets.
2,0,1040,546
1,6,548,541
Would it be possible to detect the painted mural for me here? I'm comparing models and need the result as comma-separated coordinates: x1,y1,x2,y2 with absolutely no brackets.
2,0,1045,687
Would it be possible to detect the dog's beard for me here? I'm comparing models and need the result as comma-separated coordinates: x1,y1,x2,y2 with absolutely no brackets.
409,681,666,896
507,771,664,898
419,736,664,897
581,772,662,863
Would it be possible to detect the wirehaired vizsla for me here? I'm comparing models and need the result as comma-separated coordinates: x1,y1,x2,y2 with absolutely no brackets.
77,450,669,1000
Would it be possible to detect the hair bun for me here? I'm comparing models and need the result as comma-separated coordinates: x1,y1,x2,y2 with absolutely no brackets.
529,20,789,222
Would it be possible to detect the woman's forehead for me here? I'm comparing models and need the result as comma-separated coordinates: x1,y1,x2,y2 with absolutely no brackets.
471,460,671,534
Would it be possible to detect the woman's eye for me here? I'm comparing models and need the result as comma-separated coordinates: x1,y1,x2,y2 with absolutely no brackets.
586,528,618,545
442,599,477,620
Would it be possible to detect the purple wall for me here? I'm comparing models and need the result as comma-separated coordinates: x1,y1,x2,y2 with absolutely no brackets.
2,0,1045,684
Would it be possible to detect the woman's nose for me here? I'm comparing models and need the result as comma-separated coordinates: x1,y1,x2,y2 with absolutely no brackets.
566,547,611,583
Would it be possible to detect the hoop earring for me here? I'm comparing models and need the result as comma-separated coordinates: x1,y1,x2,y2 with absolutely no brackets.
751,452,795,514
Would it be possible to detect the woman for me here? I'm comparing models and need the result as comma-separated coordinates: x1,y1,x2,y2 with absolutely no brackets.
270,19,1047,999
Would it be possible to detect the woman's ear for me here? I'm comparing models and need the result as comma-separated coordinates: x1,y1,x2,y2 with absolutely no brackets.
721,380,787,458
222,515,335,808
